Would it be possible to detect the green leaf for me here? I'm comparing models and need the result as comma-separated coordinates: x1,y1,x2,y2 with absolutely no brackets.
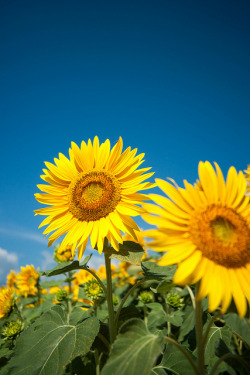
205,322,233,374
117,305,141,328
156,280,175,294
22,297,54,325
178,305,195,342
101,319,165,375
165,311,183,327
160,344,196,375
7,305,100,375
223,313,250,346
214,339,241,375
141,262,176,281
108,241,145,264
69,307,90,325
40,254,92,277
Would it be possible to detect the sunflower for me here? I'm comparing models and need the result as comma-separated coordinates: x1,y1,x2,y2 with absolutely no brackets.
35,136,154,259
7,270,17,289
16,265,39,298
96,264,117,280
0,288,13,318
244,165,250,195
143,161,250,317
123,229,145,249
54,243,75,263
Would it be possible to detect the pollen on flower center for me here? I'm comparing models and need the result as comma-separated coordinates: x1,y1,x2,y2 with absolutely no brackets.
81,182,104,203
211,217,236,243
189,204,250,268
68,170,121,222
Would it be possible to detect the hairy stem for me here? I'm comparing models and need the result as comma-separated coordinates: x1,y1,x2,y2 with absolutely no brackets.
195,284,205,375
104,251,116,344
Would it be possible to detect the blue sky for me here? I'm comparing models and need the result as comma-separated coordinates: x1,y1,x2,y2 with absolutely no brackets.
0,0,250,283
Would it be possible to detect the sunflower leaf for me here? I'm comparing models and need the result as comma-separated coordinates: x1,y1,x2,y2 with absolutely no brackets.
141,261,176,281
40,254,92,277
108,241,144,264
160,343,196,375
223,313,250,346
6,305,100,375
101,318,165,375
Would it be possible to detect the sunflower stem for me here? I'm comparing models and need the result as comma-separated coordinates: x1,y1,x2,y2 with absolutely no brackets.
104,251,116,344
195,283,205,375
114,277,151,331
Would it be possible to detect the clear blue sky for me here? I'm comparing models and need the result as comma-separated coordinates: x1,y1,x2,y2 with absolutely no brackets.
0,0,250,283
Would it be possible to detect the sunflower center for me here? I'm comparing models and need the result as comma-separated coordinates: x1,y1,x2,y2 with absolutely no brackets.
81,182,104,203
28,276,34,285
68,170,121,222
211,217,236,243
189,205,250,268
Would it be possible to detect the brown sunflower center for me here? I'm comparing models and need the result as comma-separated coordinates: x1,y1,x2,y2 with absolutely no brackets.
189,205,250,268
68,170,121,222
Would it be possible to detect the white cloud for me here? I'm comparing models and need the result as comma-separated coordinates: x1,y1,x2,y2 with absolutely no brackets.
0,226,47,244
40,250,56,271
0,247,18,285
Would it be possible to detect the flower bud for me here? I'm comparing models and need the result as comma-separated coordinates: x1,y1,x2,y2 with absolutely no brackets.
56,289,68,301
84,280,103,300
138,291,154,304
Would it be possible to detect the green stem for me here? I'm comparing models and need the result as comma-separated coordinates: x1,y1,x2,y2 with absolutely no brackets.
164,337,200,375
186,285,196,309
166,305,171,336
37,277,41,305
104,252,116,344
85,268,107,296
94,349,101,375
232,330,250,350
114,277,151,330
195,284,205,375
143,305,148,326
68,272,72,295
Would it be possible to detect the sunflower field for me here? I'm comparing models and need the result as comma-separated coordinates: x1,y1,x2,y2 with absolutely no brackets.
0,137,250,375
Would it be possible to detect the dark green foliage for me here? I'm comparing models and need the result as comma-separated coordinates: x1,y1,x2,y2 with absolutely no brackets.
6,305,99,375
101,319,165,375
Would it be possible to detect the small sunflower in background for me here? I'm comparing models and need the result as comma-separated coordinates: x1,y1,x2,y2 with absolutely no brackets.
16,265,39,298
0,288,14,318
53,243,75,263
143,161,250,318
7,270,17,289
35,136,154,259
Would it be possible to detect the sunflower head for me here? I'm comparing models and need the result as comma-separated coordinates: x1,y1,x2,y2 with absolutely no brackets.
123,229,146,249
84,280,103,300
138,291,154,304
143,162,250,318
0,288,14,318
56,289,68,302
7,270,17,289
16,265,39,298
166,292,184,310
2,320,23,339
54,243,74,263
244,164,250,195
35,136,154,259
73,269,94,287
